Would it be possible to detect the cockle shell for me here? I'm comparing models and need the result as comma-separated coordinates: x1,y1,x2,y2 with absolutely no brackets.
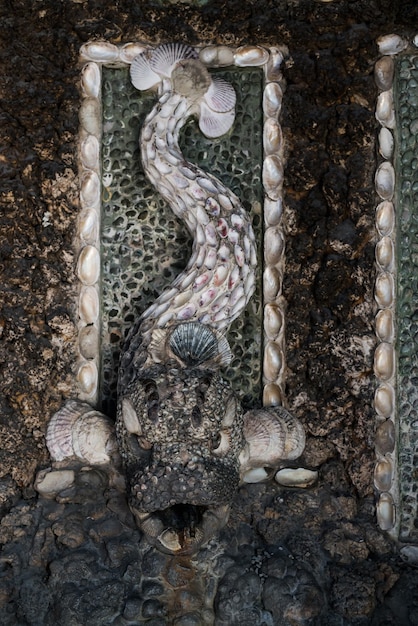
80,135,100,170
374,458,393,491
263,155,284,200
46,400,116,464
205,78,236,113
77,360,98,395
375,271,394,308
263,118,283,155
375,309,394,343
80,171,101,208
374,56,394,91
79,286,99,324
265,227,285,264
234,45,269,67
78,209,98,244
375,91,395,129
374,383,395,418
81,62,101,98
374,342,395,381
199,45,235,67
168,322,231,367
77,245,100,285
377,34,407,56
375,419,395,454
375,236,394,270
376,201,395,236
199,103,236,139
376,492,395,530
263,82,283,118
378,127,394,159
375,162,395,200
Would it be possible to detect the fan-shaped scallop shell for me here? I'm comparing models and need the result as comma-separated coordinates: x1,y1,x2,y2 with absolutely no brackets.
168,322,231,367
204,78,236,113
199,103,235,138
130,51,161,91
150,43,197,77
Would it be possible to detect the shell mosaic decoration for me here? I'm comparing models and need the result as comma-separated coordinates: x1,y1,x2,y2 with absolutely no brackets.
43,42,307,555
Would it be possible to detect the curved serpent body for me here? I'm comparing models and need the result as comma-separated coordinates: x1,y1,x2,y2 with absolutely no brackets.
45,43,305,556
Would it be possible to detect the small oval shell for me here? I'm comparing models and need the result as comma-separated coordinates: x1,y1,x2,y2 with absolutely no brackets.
263,382,283,407
374,342,395,381
375,419,396,454
80,41,119,62
263,266,282,302
79,98,101,137
375,272,394,308
376,201,395,236
375,162,395,200
264,304,283,340
377,34,407,56
119,42,148,64
378,127,394,159
77,245,100,285
263,155,284,200
234,45,269,67
242,468,270,483
78,209,98,244
374,458,393,491
376,492,396,530
79,325,99,360
80,135,100,170
263,118,283,156
35,469,75,496
81,62,101,98
264,197,283,226
266,47,286,81
375,91,395,129
263,82,283,118
77,360,98,395
374,383,395,418
79,286,99,324
374,56,394,91
265,227,285,264
275,467,318,488
375,308,394,343
199,45,235,67
263,341,283,381
376,236,394,270
80,171,101,208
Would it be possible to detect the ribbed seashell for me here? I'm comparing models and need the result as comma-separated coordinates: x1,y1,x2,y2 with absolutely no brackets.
263,341,283,381
130,50,161,91
275,468,318,488
79,97,101,137
264,304,283,340
263,82,283,118
78,209,98,244
263,155,284,200
80,41,119,62
265,227,285,264
374,458,393,491
376,236,394,270
79,325,99,360
80,171,100,208
378,127,394,159
80,135,99,170
234,45,269,67
376,492,395,530
77,245,100,285
376,201,395,236
81,62,101,98
375,271,394,308
204,78,236,113
266,47,286,81
263,266,282,302
199,103,236,139
77,360,98,395
242,406,305,471
263,118,283,156
376,309,394,343
374,56,394,91
264,197,283,226
150,42,197,77
375,91,395,129
119,43,148,64
374,342,394,381
377,34,407,56
169,323,216,366
79,286,99,324
263,382,282,407
374,383,395,418
375,162,395,200
199,45,235,67
375,419,395,454
72,410,116,465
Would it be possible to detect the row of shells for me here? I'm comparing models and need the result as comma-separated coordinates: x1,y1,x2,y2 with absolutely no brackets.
372,33,408,536
75,42,290,412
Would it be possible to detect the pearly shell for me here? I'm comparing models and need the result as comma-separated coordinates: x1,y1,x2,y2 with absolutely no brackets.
377,34,407,56
80,171,101,208
78,209,98,244
374,383,395,418
376,492,395,530
375,271,394,308
263,82,283,118
81,62,101,98
80,41,119,62
374,342,395,381
77,360,98,395
199,45,235,67
375,162,395,200
265,227,285,264
77,245,100,285
263,118,283,155
263,266,282,302
375,309,394,343
376,201,395,236
79,97,101,137
266,47,286,81
263,155,284,200
234,45,269,67
79,324,99,360
79,286,99,324
375,236,394,270
375,419,396,454
264,304,283,340
35,469,75,496
275,467,318,488
263,382,283,407
264,197,283,226
374,458,393,491
378,127,394,160
374,56,394,91
263,341,283,381
119,42,148,64
375,91,395,129
242,468,270,483
80,135,100,170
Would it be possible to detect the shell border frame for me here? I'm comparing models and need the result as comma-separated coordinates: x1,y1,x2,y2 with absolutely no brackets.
75,42,288,410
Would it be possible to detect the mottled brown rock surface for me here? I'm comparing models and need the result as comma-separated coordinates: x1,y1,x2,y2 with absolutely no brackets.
1,0,418,623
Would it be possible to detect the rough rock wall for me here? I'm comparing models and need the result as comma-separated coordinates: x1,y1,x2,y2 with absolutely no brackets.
1,0,418,624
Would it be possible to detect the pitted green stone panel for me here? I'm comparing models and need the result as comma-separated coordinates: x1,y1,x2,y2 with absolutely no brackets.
395,54,418,542
100,66,263,417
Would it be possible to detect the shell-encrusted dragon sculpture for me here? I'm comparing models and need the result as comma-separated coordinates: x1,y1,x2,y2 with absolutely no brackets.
44,44,305,555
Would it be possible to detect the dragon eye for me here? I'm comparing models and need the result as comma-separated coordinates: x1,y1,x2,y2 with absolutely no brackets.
211,433,221,449
212,431,231,455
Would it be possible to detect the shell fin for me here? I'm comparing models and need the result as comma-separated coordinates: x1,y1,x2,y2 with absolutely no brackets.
199,102,235,138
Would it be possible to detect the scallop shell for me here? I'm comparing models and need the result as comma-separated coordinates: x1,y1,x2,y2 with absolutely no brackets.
263,155,284,200
275,467,318,488
374,56,394,91
168,322,231,367
199,45,235,67
264,304,283,340
375,236,394,270
263,266,282,302
119,43,148,64
80,41,119,62
130,50,161,91
374,342,395,381
263,82,283,118
378,127,394,160
375,309,394,343
79,97,101,137
79,325,99,360
199,103,235,139
376,492,395,530
77,245,100,285
78,209,98,244
375,91,395,129
263,382,283,407
234,45,269,67
150,43,197,77
80,135,100,170
263,341,283,381
80,171,100,208
241,406,305,470
77,360,98,395
376,201,395,236
374,383,395,418
377,34,407,56
79,286,99,324
81,62,101,98
375,162,395,200
263,118,283,156
264,197,283,226
265,227,285,264
375,419,395,454
375,271,394,308
204,78,236,113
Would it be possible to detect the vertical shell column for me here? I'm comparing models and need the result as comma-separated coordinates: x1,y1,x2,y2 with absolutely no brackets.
373,34,407,535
